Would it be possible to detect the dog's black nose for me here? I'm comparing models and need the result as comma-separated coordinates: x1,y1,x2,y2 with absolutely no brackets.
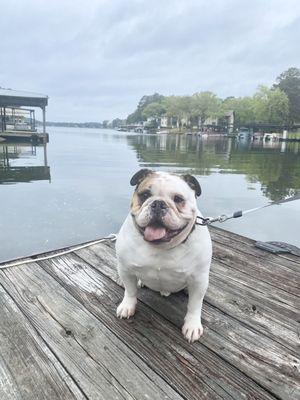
151,200,167,212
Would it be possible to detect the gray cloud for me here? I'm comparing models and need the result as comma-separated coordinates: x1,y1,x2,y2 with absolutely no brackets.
0,0,299,121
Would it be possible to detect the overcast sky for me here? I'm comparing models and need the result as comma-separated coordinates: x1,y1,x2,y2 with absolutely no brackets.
0,0,299,122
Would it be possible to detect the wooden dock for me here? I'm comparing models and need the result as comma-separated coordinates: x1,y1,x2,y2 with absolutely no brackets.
0,227,299,400
0,130,48,143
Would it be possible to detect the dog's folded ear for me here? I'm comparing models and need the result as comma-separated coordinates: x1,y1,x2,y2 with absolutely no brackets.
130,169,153,186
182,174,201,197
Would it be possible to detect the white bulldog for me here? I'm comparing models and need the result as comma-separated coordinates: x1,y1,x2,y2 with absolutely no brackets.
116,169,212,342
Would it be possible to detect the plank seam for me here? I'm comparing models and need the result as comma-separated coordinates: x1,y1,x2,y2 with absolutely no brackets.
212,241,300,275
0,278,89,400
72,336,136,400
211,230,300,266
212,255,300,299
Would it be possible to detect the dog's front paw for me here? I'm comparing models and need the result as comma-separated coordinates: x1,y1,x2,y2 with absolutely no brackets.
182,317,203,343
117,297,137,319
160,290,171,297
137,279,144,288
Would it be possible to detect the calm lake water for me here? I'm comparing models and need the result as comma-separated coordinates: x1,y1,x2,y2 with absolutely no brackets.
0,127,299,262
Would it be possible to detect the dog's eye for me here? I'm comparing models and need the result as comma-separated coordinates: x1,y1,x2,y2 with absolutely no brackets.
139,190,151,202
174,195,184,204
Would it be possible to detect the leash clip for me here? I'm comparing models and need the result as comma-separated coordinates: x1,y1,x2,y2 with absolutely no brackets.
218,214,229,222
196,214,229,226
196,216,211,226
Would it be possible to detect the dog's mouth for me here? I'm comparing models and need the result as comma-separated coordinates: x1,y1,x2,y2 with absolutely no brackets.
138,222,187,244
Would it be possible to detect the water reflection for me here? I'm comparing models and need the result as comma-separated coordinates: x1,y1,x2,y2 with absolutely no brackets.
0,142,50,184
127,134,300,202
0,127,299,261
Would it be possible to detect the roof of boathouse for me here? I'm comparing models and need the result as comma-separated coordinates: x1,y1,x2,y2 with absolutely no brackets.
0,87,48,108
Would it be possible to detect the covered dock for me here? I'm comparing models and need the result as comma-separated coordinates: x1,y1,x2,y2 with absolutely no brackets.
0,88,48,143
0,227,299,399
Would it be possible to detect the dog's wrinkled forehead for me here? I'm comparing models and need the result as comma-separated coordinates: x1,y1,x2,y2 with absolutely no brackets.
130,169,201,198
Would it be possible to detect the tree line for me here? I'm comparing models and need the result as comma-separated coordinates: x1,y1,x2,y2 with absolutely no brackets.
44,121,104,128
126,67,300,127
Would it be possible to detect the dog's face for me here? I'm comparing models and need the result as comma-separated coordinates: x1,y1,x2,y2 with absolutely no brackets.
130,169,201,247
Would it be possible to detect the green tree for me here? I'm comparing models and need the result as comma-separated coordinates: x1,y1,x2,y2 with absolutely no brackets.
141,102,166,120
162,96,192,130
163,96,179,119
127,111,140,124
274,67,300,123
138,93,164,110
163,96,181,128
221,96,255,126
112,118,123,128
177,96,193,127
127,93,165,123
253,85,289,124
191,92,221,127
221,87,289,126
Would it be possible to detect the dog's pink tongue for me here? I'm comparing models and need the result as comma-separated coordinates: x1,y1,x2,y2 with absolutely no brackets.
144,226,166,241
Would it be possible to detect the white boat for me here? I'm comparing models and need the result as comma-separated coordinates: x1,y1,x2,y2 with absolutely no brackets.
263,133,279,141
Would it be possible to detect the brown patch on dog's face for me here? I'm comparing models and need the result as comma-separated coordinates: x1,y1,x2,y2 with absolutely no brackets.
130,174,156,216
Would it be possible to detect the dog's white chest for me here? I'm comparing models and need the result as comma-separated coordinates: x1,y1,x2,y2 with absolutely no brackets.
116,215,212,294
130,254,190,293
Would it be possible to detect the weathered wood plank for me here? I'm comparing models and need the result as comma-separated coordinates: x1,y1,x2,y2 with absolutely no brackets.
137,288,300,400
1,225,299,400
207,270,299,353
0,264,184,400
211,259,299,318
75,243,300,399
211,227,300,271
45,251,284,400
212,240,300,297
0,284,84,400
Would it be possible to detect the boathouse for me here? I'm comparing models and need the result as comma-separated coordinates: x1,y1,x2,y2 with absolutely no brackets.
0,87,48,143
